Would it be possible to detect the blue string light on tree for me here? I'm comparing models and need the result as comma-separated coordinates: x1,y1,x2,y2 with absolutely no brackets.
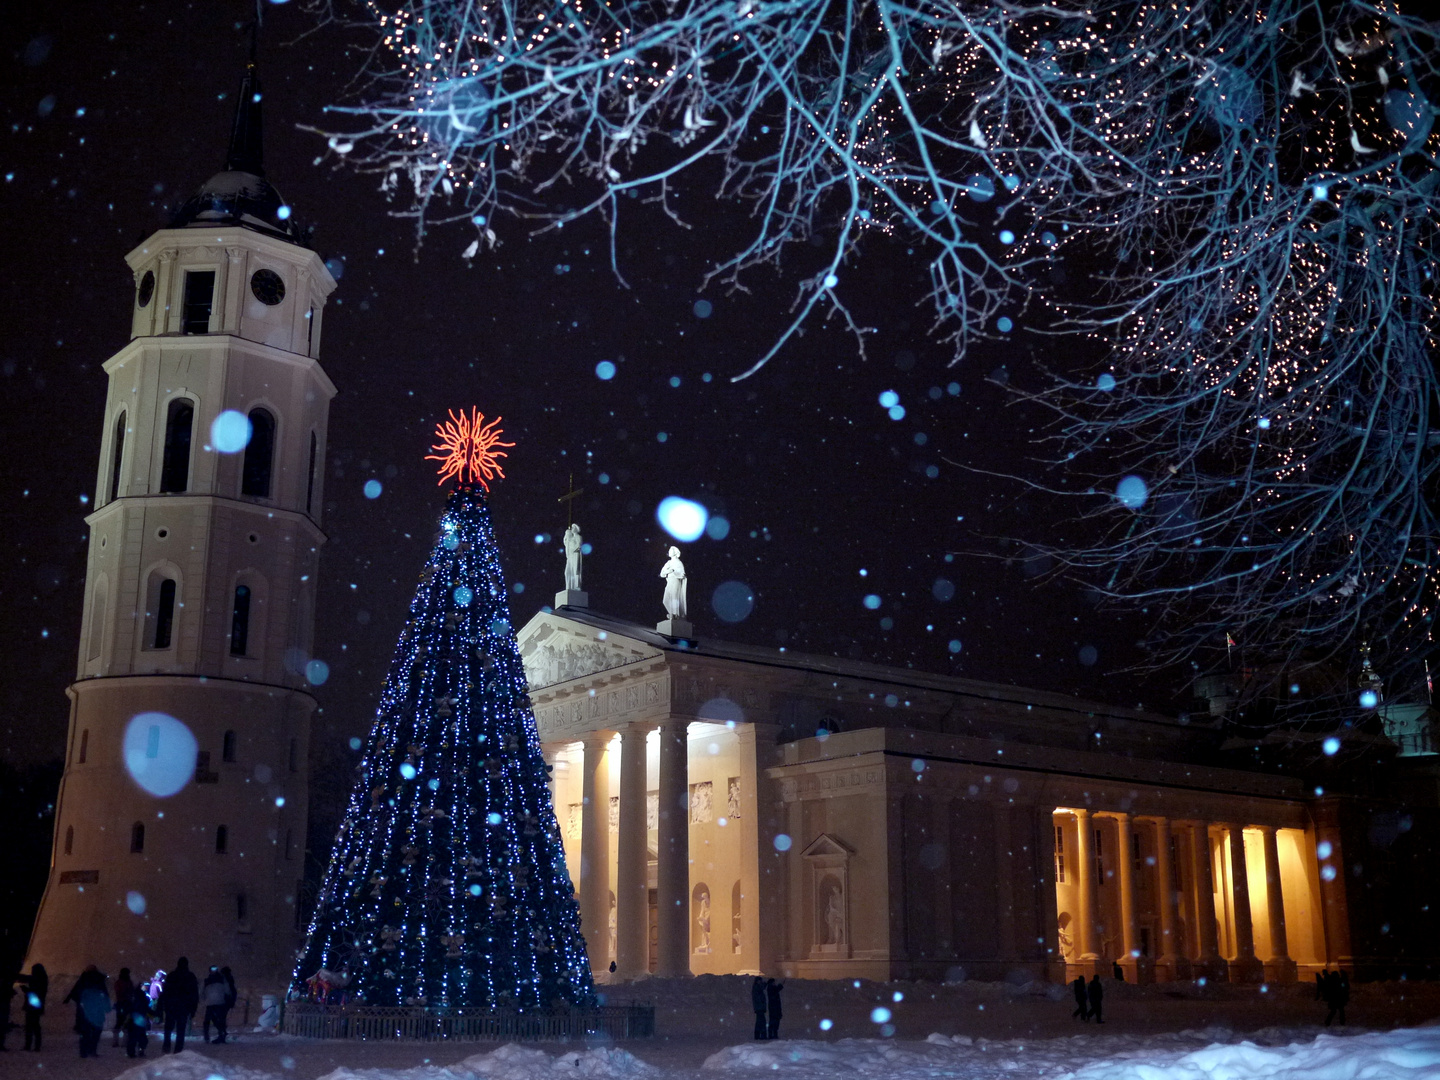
292,408,593,1010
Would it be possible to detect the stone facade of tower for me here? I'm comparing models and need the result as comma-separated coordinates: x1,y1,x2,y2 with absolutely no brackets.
25,95,337,999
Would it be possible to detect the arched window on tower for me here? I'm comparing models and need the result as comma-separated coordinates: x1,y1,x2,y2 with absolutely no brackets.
230,585,251,655
64,826,74,856
160,399,194,493
77,729,89,765
109,412,126,503
145,574,178,650
130,822,145,854
242,409,275,497
306,431,318,515
215,825,228,854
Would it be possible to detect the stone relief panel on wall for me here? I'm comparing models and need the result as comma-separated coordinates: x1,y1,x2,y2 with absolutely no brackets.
518,623,658,690
566,803,582,841
646,792,659,831
727,777,742,819
690,781,713,824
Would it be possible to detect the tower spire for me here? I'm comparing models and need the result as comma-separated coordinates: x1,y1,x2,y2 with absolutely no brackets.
225,27,264,177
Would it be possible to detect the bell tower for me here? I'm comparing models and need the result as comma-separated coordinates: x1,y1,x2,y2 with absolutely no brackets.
26,60,337,997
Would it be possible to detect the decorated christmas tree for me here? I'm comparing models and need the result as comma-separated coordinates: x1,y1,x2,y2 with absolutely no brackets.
293,409,593,1009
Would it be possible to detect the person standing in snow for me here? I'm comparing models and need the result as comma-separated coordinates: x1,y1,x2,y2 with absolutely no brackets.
111,968,133,1048
1087,974,1104,1024
765,978,784,1039
18,963,48,1051
159,957,199,1053
202,967,229,1044
1322,970,1349,1026
751,976,767,1040
122,980,153,1058
1071,976,1089,1021
220,967,237,1040
64,965,110,1058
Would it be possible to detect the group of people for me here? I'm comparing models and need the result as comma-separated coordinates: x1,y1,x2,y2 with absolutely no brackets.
750,976,785,1039
2,958,238,1058
1070,974,1106,1023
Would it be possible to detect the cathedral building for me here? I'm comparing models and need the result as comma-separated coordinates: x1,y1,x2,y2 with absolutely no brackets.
520,602,1440,985
25,67,1439,1005
25,63,336,999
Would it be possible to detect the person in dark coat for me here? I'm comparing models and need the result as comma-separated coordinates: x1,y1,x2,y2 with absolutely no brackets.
750,976,767,1040
111,968,133,1048
18,964,48,1051
1322,970,1349,1026
764,978,784,1040
220,967,237,1041
122,980,153,1058
1087,974,1105,1024
1071,975,1089,1021
159,957,199,1053
63,965,110,1058
202,968,230,1044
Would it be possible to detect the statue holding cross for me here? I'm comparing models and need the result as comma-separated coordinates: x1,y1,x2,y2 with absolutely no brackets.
555,474,589,608
563,524,583,591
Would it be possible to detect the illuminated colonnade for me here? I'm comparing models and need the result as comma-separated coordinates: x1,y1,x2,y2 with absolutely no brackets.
1051,809,1329,983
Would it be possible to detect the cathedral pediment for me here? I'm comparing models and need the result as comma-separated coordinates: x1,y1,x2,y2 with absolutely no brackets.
800,833,854,859
518,616,660,690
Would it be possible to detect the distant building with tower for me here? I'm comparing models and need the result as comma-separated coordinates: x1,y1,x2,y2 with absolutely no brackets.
25,62,336,999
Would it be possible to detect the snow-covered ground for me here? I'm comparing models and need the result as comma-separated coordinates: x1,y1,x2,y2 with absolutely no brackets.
4,976,1438,1080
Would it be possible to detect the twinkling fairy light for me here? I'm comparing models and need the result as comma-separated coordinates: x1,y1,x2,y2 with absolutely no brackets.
293,417,592,1008
1002,2,1440,705
308,0,1439,707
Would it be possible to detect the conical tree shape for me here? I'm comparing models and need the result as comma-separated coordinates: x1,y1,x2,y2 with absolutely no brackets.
294,486,593,1008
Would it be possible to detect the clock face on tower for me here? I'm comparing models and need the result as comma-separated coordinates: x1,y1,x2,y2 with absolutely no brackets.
136,270,155,308
250,268,286,306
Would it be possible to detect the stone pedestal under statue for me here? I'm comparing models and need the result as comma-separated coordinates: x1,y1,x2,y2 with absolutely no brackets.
555,589,589,608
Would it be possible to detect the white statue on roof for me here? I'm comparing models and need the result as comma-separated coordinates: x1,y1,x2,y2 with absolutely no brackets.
661,546,687,619
563,523,583,591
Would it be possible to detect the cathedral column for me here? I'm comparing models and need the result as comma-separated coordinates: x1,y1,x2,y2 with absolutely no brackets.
1072,809,1100,972
928,796,954,955
579,732,612,975
1311,802,1353,969
1189,822,1227,980
1226,825,1263,982
655,717,691,977
1258,826,1297,982
542,745,561,804
614,725,649,980
1113,813,1141,981
1035,807,1062,977
1152,817,1184,981
992,805,1016,964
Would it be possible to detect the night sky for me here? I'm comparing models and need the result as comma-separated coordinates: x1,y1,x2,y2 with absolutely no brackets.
0,1,1163,774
